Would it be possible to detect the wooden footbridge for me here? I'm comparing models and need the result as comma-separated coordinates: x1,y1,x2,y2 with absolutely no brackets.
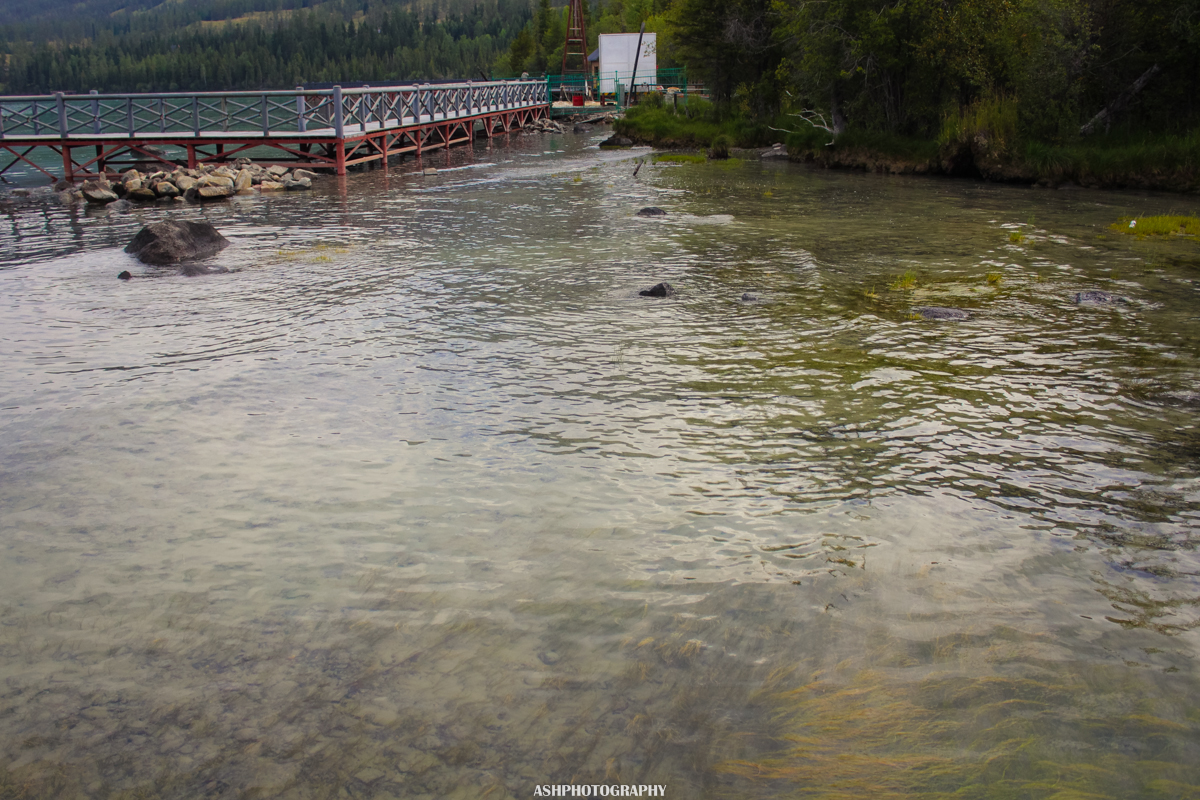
0,80,549,182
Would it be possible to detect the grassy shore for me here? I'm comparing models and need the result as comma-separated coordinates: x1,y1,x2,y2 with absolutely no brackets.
614,99,1200,193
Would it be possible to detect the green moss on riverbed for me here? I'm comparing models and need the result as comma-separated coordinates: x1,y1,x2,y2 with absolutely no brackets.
1111,215,1200,237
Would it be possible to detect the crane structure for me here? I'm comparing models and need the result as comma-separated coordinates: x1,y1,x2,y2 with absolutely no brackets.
559,0,590,99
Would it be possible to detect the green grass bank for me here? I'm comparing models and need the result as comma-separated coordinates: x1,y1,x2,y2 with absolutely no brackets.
614,98,1200,193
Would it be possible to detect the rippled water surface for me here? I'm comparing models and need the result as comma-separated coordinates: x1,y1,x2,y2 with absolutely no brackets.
2,131,1199,799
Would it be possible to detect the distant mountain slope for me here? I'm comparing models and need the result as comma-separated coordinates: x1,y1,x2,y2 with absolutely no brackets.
0,0,547,92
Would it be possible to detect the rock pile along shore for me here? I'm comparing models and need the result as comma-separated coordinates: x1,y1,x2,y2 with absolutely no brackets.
67,158,321,206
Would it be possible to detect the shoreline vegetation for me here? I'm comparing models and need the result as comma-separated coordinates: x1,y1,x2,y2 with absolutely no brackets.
615,96,1200,194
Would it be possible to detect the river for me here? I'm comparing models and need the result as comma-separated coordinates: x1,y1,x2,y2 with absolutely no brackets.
1,129,1198,799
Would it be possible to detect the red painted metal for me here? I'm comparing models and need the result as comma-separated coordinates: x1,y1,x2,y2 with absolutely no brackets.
0,103,549,182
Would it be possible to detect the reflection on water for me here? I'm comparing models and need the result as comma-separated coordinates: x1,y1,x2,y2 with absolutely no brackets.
1,131,1199,798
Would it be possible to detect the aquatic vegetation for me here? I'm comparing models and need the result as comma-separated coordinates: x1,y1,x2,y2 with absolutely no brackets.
710,135,733,160
1111,216,1200,237
655,154,706,164
1008,231,1025,244
1095,579,1200,636
890,270,918,291
274,243,350,261
716,667,1200,799
986,272,1003,285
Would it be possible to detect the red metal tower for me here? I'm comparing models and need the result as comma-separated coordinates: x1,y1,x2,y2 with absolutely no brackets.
560,0,589,97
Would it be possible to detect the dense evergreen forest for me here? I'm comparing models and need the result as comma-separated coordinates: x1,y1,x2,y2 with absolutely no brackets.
0,0,660,93
1,0,1197,147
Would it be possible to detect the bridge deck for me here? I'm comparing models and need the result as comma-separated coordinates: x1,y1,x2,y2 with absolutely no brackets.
0,81,550,181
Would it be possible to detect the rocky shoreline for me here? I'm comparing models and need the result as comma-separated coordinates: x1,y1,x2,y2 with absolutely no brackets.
60,158,321,208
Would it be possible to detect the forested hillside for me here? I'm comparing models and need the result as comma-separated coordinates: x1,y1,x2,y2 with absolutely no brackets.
671,0,1200,141
0,0,670,93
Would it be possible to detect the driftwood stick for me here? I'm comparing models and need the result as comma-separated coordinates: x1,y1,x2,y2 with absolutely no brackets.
1080,63,1161,136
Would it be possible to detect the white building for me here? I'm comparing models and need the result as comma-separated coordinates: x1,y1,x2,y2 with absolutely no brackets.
595,33,657,95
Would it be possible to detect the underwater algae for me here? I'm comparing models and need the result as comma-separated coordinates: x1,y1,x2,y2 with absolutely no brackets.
715,664,1200,800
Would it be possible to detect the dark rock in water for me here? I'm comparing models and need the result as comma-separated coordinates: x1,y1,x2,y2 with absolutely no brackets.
117,271,132,280
639,282,676,298
1074,290,1126,304
599,135,633,148
740,292,759,302
124,220,230,266
573,125,589,134
636,207,667,217
914,306,970,320
106,199,134,213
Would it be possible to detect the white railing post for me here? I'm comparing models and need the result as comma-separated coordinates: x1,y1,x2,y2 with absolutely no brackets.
296,87,306,133
333,86,344,138
90,90,100,134
192,96,200,136
55,92,67,137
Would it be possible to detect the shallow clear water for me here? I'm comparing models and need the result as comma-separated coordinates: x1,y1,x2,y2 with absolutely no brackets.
1,131,1199,799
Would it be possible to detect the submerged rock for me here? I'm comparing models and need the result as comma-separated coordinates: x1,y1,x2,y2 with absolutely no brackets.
180,263,231,276
740,292,759,302
639,282,676,298
124,220,230,266
1074,290,1127,304
914,306,970,320
636,207,667,217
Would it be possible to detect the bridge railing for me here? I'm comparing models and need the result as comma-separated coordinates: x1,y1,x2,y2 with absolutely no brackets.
0,80,548,140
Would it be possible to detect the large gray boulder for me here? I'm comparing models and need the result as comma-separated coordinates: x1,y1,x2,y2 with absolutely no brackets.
124,220,230,266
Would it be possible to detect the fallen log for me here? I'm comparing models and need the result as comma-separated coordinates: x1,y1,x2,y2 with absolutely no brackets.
1080,63,1161,136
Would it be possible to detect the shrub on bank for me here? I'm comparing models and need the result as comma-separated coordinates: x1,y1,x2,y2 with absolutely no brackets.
616,96,1199,192
1023,130,1200,189
615,99,780,149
